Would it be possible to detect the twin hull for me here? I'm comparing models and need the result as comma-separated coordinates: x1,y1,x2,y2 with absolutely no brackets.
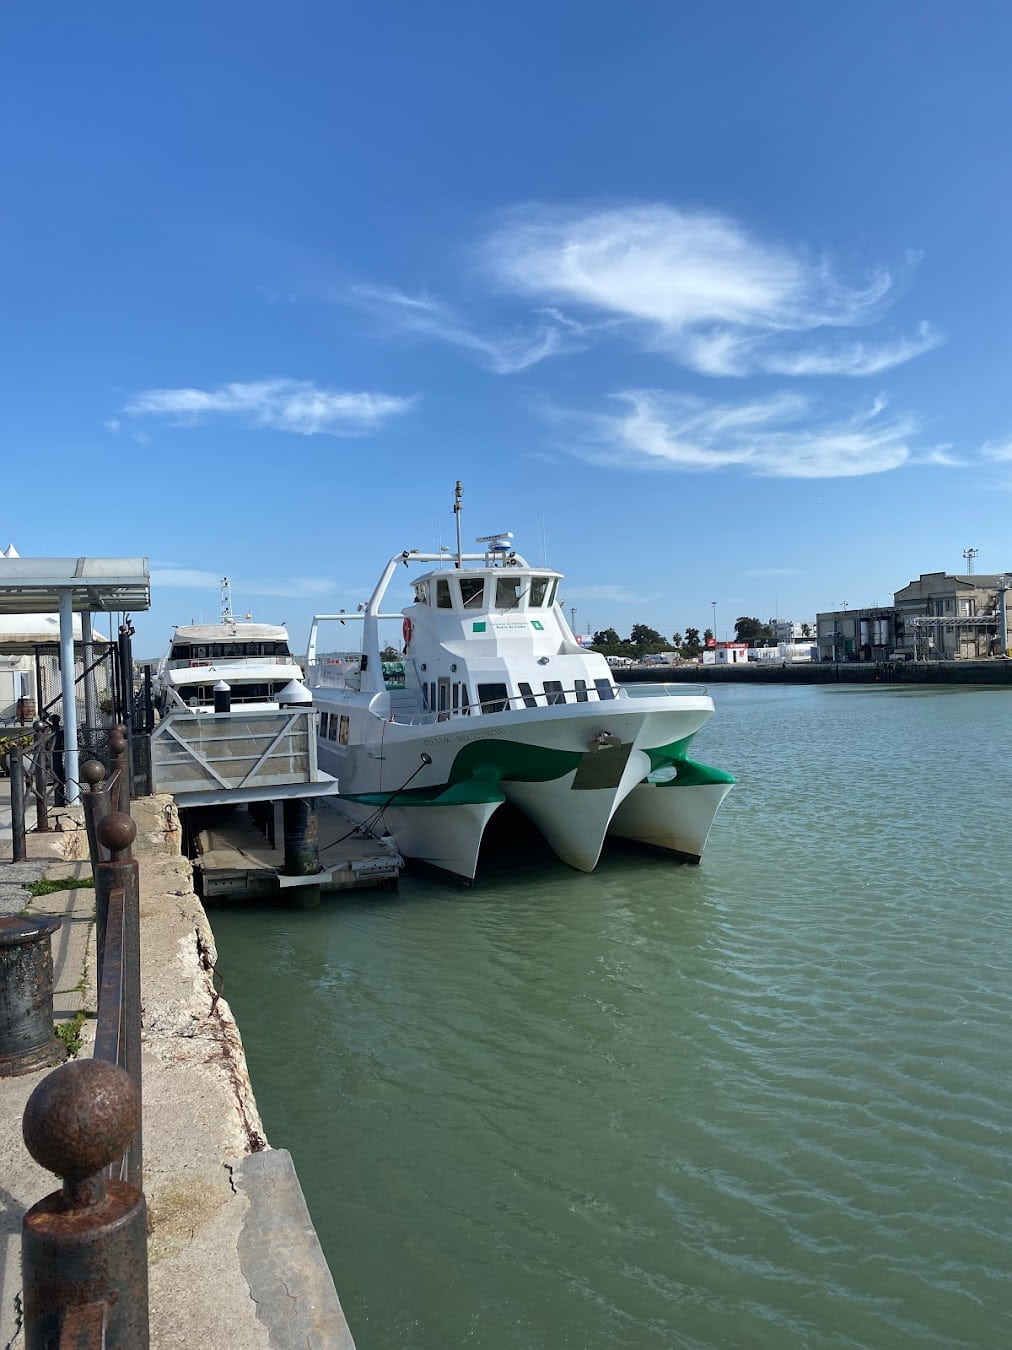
316,692,732,882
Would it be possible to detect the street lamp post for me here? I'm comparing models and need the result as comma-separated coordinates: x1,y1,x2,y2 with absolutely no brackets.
710,600,717,644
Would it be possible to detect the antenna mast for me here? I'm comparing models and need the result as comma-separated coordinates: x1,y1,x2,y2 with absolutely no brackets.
221,576,233,623
453,480,463,569
962,547,979,575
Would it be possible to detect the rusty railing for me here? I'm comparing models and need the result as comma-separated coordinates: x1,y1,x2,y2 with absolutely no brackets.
19,727,149,1348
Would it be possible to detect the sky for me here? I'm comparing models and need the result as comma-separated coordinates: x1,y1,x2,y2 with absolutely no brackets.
2,1,1011,654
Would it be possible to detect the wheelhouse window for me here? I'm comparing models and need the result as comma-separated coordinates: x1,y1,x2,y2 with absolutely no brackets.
413,581,430,604
495,576,524,609
574,679,588,703
594,679,615,701
530,576,552,607
459,577,485,609
518,681,538,708
436,578,453,608
544,680,565,705
477,682,509,713
327,715,338,740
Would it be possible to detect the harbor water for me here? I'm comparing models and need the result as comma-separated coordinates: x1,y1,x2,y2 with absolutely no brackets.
210,684,1012,1349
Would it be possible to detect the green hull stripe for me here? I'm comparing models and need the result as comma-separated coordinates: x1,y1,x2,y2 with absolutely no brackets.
341,733,732,809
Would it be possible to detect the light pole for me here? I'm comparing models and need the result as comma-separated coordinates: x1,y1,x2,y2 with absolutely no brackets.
710,600,717,644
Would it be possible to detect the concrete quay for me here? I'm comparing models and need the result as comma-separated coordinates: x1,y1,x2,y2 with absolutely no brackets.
0,794,356,1349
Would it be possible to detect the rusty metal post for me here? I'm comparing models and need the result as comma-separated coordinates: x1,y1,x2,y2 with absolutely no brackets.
9,743,27,862
109,725,130,814
0,916,63,1076
32,720,49,834
81,759,111,872
21,1058,149,1349
283,796,321,908
93,812,142,1189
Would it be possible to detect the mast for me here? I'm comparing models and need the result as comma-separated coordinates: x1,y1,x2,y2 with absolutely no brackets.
221,576,233,623
454,480,463,569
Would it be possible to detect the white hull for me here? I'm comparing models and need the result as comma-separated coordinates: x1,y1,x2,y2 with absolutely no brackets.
316,694,730,882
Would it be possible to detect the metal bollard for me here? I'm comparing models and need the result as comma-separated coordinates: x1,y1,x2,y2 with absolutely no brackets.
22,1058,149,1349
10,744,27,862
109,725,130,816
32,720,50,834
81,758,112,868
213,679,232,713
0,915,63,1076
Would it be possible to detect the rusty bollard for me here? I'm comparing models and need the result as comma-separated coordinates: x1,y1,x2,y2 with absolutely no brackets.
22,1058,149,1348
80,758,111,868
0,915,63,1077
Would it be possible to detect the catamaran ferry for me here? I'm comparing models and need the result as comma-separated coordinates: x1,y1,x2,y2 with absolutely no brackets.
308,488,732,882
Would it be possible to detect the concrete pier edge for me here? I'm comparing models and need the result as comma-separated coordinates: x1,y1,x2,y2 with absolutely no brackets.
1,793,356,1350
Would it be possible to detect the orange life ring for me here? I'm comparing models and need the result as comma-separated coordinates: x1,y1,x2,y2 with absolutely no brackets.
402,616,413,648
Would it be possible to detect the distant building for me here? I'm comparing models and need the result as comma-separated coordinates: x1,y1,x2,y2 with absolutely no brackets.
772,620,813,643
702,642,749,666
749,642,816,663
893,572,1010,660
816,605,896,662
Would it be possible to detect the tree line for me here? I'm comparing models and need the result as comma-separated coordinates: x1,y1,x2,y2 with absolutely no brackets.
589,617,810,661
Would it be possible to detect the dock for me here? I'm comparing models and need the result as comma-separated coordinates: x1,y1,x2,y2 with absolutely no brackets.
194,801,402,902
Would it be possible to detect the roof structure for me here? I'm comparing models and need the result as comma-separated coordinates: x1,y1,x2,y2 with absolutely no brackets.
0,557,150,615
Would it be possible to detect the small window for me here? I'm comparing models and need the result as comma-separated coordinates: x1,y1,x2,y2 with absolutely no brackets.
518,681,538,708
495,576,524,610
547,579,559,607
477,682,509,713
318,712,328,738
529,576,551,607
461,685,469,713
594,679,615,701
544,680,565,705
459,577,485,609
574,679,588,703
452,683,460,712
436,578,452,608
339,715,350,746
413,581,430,605
327,715,338,740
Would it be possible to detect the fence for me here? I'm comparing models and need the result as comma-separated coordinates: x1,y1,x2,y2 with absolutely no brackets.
19,729,149,1348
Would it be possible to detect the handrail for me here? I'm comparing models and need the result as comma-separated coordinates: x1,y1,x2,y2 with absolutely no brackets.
20,728,149,1347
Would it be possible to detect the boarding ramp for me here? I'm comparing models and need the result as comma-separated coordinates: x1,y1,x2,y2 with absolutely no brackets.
150,708,339,807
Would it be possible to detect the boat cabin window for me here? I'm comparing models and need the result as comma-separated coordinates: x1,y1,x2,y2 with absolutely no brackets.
495,576,524,610
413,581,430,605
594,678,615,701
327,715,338,740
319,713,329,738
529,576,553,607
477,682,509,713
544,680,565,705
459,577,485,609
574,679,588,703
518,681,538,708
436,578,453,609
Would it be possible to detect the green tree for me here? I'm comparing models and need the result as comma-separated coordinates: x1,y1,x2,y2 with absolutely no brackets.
592,627,621,648
629,623,665,656
734,615,774,644
670,632,683,649
683,626,702,657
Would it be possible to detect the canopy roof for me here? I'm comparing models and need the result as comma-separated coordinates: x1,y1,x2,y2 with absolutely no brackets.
0,557,150,614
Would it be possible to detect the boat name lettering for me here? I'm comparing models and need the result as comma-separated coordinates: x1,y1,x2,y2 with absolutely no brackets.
427,728,506,747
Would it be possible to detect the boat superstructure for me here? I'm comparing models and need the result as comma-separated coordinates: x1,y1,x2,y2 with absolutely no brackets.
156,577,308,714
307,496,733,883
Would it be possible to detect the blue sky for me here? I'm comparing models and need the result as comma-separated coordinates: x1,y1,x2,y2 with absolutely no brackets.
3,1,1010,654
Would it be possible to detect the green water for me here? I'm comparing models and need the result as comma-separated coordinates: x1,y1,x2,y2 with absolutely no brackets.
210,685,1012,1349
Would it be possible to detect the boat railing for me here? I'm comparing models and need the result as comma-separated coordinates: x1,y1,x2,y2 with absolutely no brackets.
390,682,625,724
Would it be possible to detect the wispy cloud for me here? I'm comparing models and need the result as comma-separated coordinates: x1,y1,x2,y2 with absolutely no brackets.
484,204,938,377
123,379,414,436
349,284,576,373
152,566,338,599
556,388,925,479
564,584,661,604
982,438,1012,462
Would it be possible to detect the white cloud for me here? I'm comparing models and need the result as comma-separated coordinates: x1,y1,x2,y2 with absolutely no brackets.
152,566,337,599
484,204,937,377
564,584,661,605
124,379,414,436
349,284,575,374
982,439,1012,462
559,388,922,479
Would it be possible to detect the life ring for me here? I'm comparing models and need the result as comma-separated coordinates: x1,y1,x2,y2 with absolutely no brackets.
402,616,413,648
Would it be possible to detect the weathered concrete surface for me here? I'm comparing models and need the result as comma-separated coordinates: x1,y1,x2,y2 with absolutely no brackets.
1,793,356,1349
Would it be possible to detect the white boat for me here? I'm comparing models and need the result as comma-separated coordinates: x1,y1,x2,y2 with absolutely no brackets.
156,578,309,714
307,495,733,883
